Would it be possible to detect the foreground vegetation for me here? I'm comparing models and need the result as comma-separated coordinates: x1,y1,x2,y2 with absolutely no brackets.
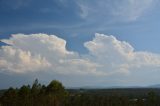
0,80,160,106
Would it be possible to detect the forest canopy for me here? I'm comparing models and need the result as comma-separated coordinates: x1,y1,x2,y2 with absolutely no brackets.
0,79,160,106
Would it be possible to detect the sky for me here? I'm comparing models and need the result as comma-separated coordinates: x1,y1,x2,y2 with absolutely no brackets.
1,0,160,89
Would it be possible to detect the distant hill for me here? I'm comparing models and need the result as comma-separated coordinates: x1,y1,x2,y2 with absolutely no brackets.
149,84,160,88
68,84,160,89
67,85,144,89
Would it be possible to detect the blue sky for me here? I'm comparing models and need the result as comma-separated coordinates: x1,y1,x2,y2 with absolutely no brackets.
1,0,160,88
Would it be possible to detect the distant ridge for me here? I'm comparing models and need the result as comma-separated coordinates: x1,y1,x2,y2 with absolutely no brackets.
67,84,160,89
149,84,160,88
66,85,144,89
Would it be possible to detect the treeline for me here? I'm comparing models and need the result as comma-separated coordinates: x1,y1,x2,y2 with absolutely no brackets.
0,80,160,106
0,79,68,106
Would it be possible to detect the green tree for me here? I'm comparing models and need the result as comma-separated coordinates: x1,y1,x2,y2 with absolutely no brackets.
1,87,18,106
31,79,42,106
18,85,31,106
46,80,68,106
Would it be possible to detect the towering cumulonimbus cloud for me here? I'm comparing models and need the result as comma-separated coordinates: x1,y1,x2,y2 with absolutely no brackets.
84,33,160,75
1,33,160,78
0,33,101,75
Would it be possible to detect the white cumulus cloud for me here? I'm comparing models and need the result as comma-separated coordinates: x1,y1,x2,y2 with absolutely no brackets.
1,33,160,86
84,33,160,76
0,33,102,75
0,46,50,73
